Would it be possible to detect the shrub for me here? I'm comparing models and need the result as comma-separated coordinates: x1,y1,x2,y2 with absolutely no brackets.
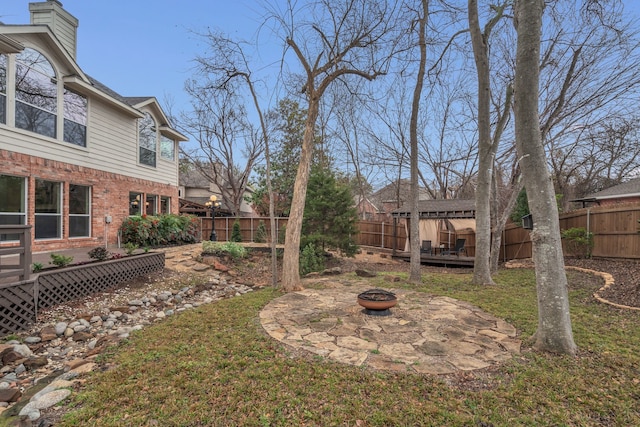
124,242,139,255
231,219,242,242
254,220,267,243
32,262,43,273
88,246,111,261
561,227,594,258
300,243,325,275
120,214,199,247
202,241,247,259
50,253,74,268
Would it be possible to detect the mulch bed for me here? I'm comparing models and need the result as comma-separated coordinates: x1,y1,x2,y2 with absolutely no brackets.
564,258,640,309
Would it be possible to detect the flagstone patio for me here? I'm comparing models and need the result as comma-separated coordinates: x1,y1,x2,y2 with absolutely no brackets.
259,277,521,374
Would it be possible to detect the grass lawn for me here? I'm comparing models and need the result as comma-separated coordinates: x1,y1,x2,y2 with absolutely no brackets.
56,268,639,426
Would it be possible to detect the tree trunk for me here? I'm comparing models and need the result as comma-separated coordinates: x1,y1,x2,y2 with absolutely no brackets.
514,0,576,355
409,0,429,284
469,0,496,285
281,99,320,292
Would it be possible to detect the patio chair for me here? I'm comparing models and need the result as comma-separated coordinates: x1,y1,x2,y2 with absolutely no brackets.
420,240,433,255
442,238,466,256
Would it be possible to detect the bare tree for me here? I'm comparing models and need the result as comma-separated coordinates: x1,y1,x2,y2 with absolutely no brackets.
513,0,576,355
272,0,400,291
408,0,429,283
468,0,508,285
180,84,261,217
186,31,279,286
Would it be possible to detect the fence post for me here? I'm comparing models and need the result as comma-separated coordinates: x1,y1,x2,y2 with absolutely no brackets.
381,222,385,248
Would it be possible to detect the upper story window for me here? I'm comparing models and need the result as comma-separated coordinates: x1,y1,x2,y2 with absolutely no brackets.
160,134,175,161
15,48,57,138
0,54,6,124
63,88,87,147
139,112,156,167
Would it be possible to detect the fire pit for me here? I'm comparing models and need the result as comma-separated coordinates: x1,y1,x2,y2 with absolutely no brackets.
357,289,397,316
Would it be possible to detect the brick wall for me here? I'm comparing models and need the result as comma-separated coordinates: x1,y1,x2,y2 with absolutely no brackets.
1,149,179,253
598,196,640,206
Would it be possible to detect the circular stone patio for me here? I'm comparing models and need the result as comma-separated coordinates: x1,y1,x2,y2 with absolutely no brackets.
259,279,521,374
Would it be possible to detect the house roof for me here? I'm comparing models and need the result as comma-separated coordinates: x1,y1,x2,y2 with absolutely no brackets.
392,199,476,219
180,168,212,188
571,177,640,202
0,22,185,141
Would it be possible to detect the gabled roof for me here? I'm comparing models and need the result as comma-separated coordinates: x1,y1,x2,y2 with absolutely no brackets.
0,34,24,53
0,24,86,79
572,177,640,202
0,23,186,141
125,97,187,142
393,199,476,219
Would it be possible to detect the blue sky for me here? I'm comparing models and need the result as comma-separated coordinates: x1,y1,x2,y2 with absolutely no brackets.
3,0,640,131
1,0,283,119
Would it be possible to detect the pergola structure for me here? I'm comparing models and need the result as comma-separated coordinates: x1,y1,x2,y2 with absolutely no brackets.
392,199,476,220
391,199,476,266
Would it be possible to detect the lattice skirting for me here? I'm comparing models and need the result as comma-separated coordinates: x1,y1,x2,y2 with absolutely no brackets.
0,252,165,335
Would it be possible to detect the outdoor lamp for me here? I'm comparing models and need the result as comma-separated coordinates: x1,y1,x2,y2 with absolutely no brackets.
205,195,221,241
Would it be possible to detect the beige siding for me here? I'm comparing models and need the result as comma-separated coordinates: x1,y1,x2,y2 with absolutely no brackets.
0,101,179,187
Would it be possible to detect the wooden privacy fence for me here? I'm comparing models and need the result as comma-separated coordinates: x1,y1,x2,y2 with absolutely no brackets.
198,217,407,249
502,204,640,260
200,204,639,260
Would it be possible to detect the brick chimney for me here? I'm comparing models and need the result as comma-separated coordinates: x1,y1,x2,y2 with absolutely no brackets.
28,1,79,59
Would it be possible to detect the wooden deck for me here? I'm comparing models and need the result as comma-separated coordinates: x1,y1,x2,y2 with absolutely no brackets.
392,251,475,267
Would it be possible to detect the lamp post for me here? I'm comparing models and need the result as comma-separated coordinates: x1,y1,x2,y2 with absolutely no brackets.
205,195,221,241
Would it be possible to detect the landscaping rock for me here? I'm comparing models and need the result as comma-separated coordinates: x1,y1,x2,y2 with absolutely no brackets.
355,269,377,278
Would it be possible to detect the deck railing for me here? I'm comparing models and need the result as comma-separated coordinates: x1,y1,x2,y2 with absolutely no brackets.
0,225,32,282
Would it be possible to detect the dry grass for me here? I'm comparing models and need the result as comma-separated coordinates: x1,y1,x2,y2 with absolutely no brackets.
54,267,640,426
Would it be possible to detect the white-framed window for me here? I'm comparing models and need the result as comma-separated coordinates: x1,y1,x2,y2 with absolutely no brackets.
129,192,143,216
0,174,27,241
15,48,57,138
139,113,156,167
160,196,170,214
160,134,175,161
63,88,87,147
69,184,90,237
35,179,62,240
0,54,6,125
146,194,157,215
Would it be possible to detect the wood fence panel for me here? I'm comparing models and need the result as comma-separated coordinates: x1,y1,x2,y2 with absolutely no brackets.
503,223,532,260
197,204,639,260
505,204,640,260
355,221,406,250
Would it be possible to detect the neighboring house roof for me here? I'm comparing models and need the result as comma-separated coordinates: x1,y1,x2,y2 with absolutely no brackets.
354,195,381,211
369,179,431,211
180,168,213,188
572,177,640,203
393,199,476,219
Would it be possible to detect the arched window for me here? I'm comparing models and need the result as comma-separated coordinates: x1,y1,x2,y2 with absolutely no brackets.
15,48,57,138
139,112,156,167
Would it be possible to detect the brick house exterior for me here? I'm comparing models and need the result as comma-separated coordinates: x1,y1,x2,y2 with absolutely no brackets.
571,177,640,208
0,1,187,253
